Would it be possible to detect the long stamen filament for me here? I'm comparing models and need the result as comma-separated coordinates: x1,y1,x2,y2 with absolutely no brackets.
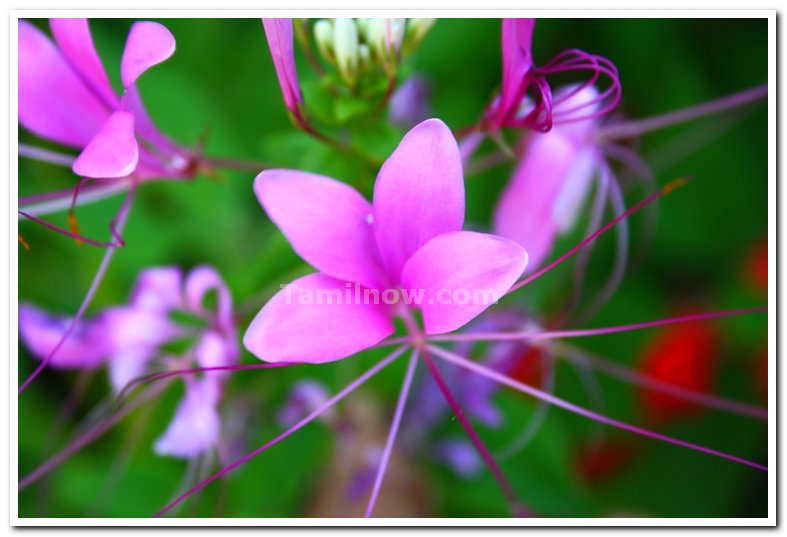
153,346,408,518
599,83,767,141
507,178,688,295
427,307,766,344
428,344,766,471
18,187,136,395
364,349,419,518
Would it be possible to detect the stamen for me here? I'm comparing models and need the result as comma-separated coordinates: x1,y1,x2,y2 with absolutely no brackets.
18,233,30,250
421,349,531,517
507,177,689,294
365,349,419,517
599,83,767,141
18,187,136,395
67,211,83,247
428,345,767,471
428,307,767,344
553,341,767,420
19,377,169,491
153,346,408,518
18,144,77,167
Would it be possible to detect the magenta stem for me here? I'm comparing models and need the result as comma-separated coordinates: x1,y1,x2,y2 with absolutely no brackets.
554,342,767,420
364,349,419,518
428,345,767,472
153,346,407,518
18,210,121,248
428,307,766,344
18,187,136,394
422,349,530,517
599,84,767,140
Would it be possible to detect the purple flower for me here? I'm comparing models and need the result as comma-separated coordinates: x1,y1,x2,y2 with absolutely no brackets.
277,380,334,428
243,118,528,364
18,19,191,179
19,265,239,459
262,19,304,121
482,19,620,133
494,85,604,271
389,75,432,128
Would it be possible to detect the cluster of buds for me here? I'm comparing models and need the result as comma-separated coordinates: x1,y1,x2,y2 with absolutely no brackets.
302,18,434,89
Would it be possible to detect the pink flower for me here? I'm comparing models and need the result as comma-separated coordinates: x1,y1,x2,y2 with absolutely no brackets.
19,265,239,459
244,118,528,364
262,19,304,121
483,18,620,133
18,19,190,179
493,85,604,271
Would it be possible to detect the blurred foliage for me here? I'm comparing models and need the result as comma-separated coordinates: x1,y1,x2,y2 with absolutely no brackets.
18,18,767,518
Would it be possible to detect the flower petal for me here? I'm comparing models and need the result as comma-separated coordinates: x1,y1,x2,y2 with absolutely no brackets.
185,265,235,333
262,18,303,112
255,170,388,289
498,18,536,122
107,346,156,393
49,18,119,108
18,304,107,369
130,266,184,311
72,110,139,178
18,20,110,147
120,21,176,89
400,231,527,334
493,132,578,271
243,273,394,364
154,377,221,459
372,119,464,279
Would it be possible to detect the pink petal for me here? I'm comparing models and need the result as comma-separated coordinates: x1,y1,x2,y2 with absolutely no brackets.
107,346,156,393
18,20,110,147
103,306,180,352
255,170,388,290
400,231,527,335
184,265,235,333
195,330,238,370
262,18,303,112
372,119,464,279
120,21,176,89
243,273,394,364
497,18,536,123
130,266,184,311
153,377,221,459
18,304,107,369
72,110,139,178
49,18,119,108
493,132,578,271
551,146,598,233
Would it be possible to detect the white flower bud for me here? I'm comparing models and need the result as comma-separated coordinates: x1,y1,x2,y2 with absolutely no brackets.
404,18,435,55
313,19,335,62
333,18,359,86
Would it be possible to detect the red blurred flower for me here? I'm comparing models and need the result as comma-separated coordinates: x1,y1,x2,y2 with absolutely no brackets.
639,323,718,423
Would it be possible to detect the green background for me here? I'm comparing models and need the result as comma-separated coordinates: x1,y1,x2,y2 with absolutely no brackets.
19,18,768,518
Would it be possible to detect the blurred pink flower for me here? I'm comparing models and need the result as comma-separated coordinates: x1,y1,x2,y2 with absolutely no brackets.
493,85,604,271
19,265,239,459
19,19,193,179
